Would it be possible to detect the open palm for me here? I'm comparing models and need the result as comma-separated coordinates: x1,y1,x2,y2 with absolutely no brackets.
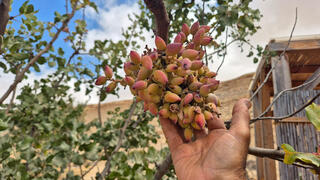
159,99,251,180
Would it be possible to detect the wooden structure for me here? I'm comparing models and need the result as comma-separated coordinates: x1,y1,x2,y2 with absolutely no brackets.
249,35,320,180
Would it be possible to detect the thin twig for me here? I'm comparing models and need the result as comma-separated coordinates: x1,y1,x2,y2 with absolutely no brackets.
5,65,21,113
79,165,84,180
201,0,208,66
53,50,79,89
5,86,16,113
249,8,298,101
99,101,137,179
216,27,228,74
97,86,108,168
224,90,320,128
65,0,69,14
82,160,99,178
250,91,320,123
0,7,77,105
255,73,320,120
206,38,238,58
97,87,103,125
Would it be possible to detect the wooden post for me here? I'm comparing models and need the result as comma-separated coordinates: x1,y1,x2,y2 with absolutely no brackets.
272,55,292,180
272,55,292,94
252,90,265,180
260,66,277,180
260,81,276,179
253,67,277,180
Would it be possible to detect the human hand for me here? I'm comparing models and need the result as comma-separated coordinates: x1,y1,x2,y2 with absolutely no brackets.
159,98,251,180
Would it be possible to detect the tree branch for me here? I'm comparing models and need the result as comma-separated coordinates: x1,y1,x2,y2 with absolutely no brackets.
248,147,320,171
144,0,170,42
0,7,77,105
99,101,137,179
82,160,99,178
0,0,9,36
154,154,172,180
0,0,9,51
216,27,228,74
250,8,298,101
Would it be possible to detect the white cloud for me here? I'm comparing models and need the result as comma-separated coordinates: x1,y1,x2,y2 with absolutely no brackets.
0,66,55,104
81,0,320,102
4,0,316,105
82,0,154,103
214,0,320,81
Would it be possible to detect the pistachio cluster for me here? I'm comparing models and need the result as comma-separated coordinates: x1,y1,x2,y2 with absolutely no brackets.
96,21,221,141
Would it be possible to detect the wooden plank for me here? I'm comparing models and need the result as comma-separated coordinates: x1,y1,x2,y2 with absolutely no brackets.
269,39,320,51
290,65,320,74
302,67,320,90
252,93,265,180
260,70,277,180
271,55,292,95
291,73,312,81
276,117,310,123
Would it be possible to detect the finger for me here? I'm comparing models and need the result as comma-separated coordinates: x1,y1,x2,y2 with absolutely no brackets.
229,98,251,139
207,104,226,131
159,117,184,153
194,129,207,139
207,114,226,131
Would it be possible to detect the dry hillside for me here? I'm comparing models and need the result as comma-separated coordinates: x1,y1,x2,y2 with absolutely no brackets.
80,73,257,179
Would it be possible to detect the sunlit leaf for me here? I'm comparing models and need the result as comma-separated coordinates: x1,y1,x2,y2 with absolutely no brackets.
282,144,320,167
306,103,320,131
0,120,8,131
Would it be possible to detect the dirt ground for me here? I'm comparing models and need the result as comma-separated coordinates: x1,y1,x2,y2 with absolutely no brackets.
79,73,258,179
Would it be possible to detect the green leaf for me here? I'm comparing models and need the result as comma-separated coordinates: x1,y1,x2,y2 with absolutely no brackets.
296,153,320,167
282,144,297,164
26,4,34,14
33,63,40,72
19,1,29,14
0,62,7,71
58,48,64,56
52,155,65,167
305,103,320,131
48,61,56,67
19,136,33,151
0,120,8,131
58,142,70,151
89,2,98,13
282,144,320,167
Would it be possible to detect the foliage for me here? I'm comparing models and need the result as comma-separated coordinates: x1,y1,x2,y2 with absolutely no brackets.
306,103,320,131
0,79,174,179
281,103,320,172
0,0,265,179
282,144,320,167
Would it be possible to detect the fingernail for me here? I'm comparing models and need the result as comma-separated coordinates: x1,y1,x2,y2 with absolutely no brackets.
244,99,252,109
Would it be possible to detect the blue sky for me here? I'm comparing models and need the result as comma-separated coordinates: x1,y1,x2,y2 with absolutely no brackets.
2,0,320,104
9,0,138,75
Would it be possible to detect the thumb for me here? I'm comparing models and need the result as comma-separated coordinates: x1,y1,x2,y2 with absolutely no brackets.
229,98,251,140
